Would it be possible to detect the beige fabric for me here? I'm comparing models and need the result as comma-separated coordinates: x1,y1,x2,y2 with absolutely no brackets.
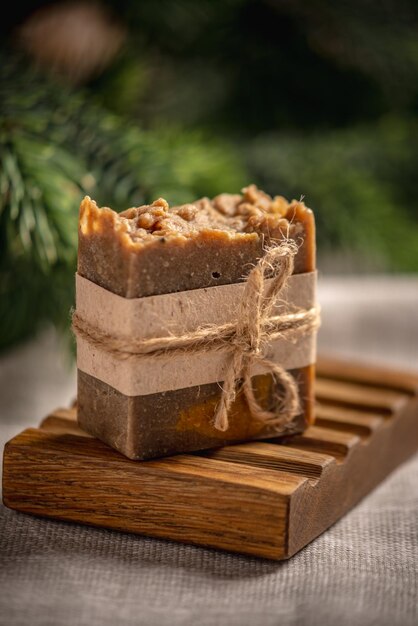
75,270,317,341
75,268,317,397
1,277,418,626
76,328,317,396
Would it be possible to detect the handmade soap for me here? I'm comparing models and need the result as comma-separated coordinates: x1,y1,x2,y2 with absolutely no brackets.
76,185,317,460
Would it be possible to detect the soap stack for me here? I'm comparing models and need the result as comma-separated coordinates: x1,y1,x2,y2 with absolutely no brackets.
73,185,318,460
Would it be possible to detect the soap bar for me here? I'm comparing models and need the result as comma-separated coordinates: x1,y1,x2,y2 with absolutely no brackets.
76,185,316,460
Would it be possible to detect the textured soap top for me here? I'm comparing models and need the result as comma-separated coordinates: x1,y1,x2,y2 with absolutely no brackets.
79,184,312,248
78,184,315,297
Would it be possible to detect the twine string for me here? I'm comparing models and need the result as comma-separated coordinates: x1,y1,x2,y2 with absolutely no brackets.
211,240,301,431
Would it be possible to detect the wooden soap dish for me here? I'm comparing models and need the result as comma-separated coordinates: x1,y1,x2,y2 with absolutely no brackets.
3,356,418,560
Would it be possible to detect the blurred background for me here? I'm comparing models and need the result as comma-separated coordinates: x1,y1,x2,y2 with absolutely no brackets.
1,0,418,353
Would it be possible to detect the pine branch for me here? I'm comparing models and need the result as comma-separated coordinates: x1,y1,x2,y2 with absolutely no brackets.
0,52,245,351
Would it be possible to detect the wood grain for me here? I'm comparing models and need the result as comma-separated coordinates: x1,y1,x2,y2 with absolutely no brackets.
3,357,418,560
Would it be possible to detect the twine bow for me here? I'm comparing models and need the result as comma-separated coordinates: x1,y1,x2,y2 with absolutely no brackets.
213,240,304,431
72,240,319,433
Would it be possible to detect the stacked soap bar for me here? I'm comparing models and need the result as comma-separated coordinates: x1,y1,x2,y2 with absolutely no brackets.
76,185,316,460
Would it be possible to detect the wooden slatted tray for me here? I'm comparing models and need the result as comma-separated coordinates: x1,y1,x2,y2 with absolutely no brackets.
3,356,418,560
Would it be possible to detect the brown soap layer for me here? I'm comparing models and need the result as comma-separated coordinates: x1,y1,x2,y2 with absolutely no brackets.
76,185,316,460
78,184,315,297
77,366,313,461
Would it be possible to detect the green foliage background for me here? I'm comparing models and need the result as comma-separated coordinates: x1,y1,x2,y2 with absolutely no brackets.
1,0,418,351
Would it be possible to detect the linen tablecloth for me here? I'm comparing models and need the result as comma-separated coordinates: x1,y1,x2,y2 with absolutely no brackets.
1,277,417,626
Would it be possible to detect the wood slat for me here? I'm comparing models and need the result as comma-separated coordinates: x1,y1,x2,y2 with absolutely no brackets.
201,443,335,480
315,378,409,414
315,404,384,437
281,425,360,460
317,355,418,395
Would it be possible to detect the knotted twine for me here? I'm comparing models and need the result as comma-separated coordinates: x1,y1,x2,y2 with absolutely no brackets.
72,240,319,432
